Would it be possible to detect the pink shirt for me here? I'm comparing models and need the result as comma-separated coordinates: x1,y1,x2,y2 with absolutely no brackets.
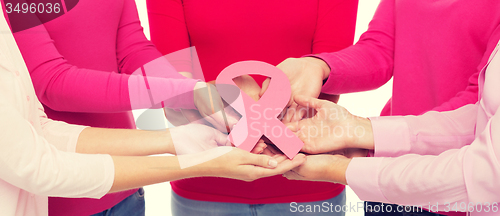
0,9,114,216
347,41,500,216
314,1,500,215
10,0,197,215
316,0,500,116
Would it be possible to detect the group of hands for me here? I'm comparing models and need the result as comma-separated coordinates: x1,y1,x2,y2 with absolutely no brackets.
166,57,375,185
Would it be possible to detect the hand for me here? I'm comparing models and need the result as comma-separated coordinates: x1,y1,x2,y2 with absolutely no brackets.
169,124,232,155
193,82,240,133
188,147,307,182
283,154,350,184
286,95,374,154
261,57,330,123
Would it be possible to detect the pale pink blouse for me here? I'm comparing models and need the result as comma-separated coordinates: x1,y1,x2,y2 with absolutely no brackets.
347,42,500,216
0,10,114,216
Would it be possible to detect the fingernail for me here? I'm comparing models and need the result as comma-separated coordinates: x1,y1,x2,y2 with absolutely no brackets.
268,159,278,168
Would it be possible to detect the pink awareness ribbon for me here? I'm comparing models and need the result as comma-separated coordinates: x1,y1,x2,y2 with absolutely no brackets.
216,61,304,158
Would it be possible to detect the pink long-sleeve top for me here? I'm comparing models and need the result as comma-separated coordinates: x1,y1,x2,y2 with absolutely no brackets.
10,0,197,215
347,41,500,216
0,8,113,216
315,0,500,116
147,0,358,204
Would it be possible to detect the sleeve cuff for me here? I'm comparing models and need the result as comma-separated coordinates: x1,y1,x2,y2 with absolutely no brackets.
369,116,411,157
303,53,345,94
346,157,390,203
67,125,88,153
97,154,115,198
149,77,199,110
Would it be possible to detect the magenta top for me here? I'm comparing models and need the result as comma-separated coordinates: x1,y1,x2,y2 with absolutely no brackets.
147,0,358,204
316,0,500,116
12,0,197,215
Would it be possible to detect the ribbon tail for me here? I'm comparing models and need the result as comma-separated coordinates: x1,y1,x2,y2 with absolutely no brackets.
265,122,304,159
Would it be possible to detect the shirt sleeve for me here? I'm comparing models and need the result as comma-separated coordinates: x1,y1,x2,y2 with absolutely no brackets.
36,99,88,153
346,104,500,210
430,24,500,112
0,103,114,199
147,0,194,73
313,0,395,95
12,2,197,113
312,0,358,54
370,104,477,157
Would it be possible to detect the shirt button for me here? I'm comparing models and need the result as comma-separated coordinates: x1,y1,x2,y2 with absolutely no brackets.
26,96,30,101
15,71,19,76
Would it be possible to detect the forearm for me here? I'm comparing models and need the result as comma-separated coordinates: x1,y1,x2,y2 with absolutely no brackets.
110,155,200,193
314,0,395,95
369,104,477,157
347,150,469,209
76,127,175,156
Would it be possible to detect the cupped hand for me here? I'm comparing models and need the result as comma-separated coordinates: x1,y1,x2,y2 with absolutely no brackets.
286,95,374,154
169,124,232,155
190,147,307,182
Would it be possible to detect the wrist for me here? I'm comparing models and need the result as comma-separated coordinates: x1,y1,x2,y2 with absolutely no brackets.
326,156,350,185
351,117,374,150
303,57,331,80
163,129,177,154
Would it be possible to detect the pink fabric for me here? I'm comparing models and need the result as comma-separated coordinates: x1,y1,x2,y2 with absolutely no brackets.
347,42,500,216
315,1,500,215
147,0,358,203
316,0,500,116
11,0,197,215
0,7,114,215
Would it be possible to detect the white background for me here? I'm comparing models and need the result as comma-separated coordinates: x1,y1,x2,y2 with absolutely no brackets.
133,0,386,215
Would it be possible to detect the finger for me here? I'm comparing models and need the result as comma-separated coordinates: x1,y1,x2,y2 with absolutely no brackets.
282,103,298,124
243,154,279,168
265,144,281,155
259,77,271,97
272,154,289,163
255,153,307,177
251,142,267,154
262,147,276,157
294,95,327,111
291,105,309,122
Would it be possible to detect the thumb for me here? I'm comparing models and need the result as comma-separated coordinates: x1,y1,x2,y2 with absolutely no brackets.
259,78,271,97
247,154,279,168
294,95,326,111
